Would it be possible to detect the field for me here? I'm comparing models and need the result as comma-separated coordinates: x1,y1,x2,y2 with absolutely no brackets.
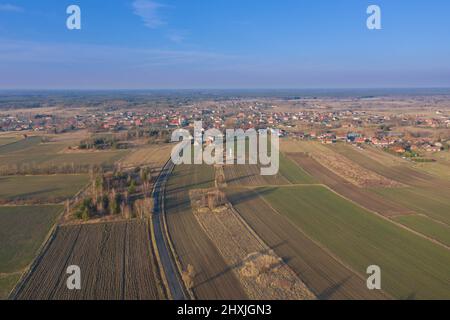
372,187,450,226
310,141,450,243
0,136,42,154
226,187,388,300
164,163,248,299
286,153,411,216
119,143,173,169
279,153,317,184
14,220,166,300
0,175,88,204
223,153,315,186
289,141,402,187
189,189,315,300
0,205,62,299
393,215,450,247
0,274,21,300
0,136,127,174
0,132,128,299
0,137,19,147
326,143,449,188
255,186,450,299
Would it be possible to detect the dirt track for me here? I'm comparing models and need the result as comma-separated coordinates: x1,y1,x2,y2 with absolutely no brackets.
286,153,413,217
164,164,248,299
226,188,390,300
13,220,166,300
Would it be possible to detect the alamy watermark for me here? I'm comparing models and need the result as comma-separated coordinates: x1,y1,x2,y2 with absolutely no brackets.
66,265,81,290
66,5,81,30
65,4,382,31
171,121,280,176
366,265,381,290
367,5,382,30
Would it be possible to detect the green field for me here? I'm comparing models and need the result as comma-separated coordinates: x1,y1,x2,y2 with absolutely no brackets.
0,141,127,171
393,215,450,247
0,273,21,300
0,136,42,155
0,137,19,147
0,205,62,298
0,174,88,204
279,153,316,184
372,187,450,225
258,185,450,299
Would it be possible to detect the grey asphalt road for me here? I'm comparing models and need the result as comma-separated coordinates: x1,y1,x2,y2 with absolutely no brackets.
152,160,188,300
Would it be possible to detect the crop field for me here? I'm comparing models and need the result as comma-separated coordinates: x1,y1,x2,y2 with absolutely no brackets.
119,144,172,169
190,189,315,300
282,141,401,187
286,153,411,216
0,136,42,154
0,137,19,147
314,141,450,242
256,186,450,299
14,220,166,300
279,153,317,184
224,164,289,186
372,187,450,226
0,274,21,300
0,205,62,299
0,137,127,173
393,215,450,247
223,153,315,186
326,143,449,188
165,163,248,299
225,187,389,300
415,161,450,180
0,175,88,204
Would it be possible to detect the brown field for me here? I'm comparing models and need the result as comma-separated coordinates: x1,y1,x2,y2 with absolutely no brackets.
189,189,315,300
327,143,449,188
119,144,172,169
281,140,401,188
164,164,247,299
224,164,289,186
13,220,166,300
286,153,412,217
225,187,389,300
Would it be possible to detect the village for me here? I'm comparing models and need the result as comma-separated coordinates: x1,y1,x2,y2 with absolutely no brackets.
1,96,450,161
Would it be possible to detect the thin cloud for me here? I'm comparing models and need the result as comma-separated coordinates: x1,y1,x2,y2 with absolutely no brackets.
166,30,188,44
0,3,23,12
132,0,165,29
0,39,237,67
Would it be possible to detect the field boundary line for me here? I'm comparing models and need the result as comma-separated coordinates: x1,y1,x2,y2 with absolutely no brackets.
284,150,450,250
226,200,316,299
8,223,60,299
8,178,92,299
319,184,450,251
412,213,450,228
252,188,393,299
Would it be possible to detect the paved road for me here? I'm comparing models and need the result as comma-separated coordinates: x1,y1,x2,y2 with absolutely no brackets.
152,160,188,300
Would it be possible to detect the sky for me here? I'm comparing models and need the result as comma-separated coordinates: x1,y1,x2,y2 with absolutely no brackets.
0,0,450,89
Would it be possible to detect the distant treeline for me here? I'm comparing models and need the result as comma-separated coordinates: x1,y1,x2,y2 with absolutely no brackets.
81,129,172,149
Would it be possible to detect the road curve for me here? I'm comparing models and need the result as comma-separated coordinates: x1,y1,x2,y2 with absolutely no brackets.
152,160,189,300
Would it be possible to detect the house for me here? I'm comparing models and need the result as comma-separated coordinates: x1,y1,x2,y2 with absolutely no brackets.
354,137,366,144
392,146,406,154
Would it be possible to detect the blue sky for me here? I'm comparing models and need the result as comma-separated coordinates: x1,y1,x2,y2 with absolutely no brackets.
0,0,450,89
